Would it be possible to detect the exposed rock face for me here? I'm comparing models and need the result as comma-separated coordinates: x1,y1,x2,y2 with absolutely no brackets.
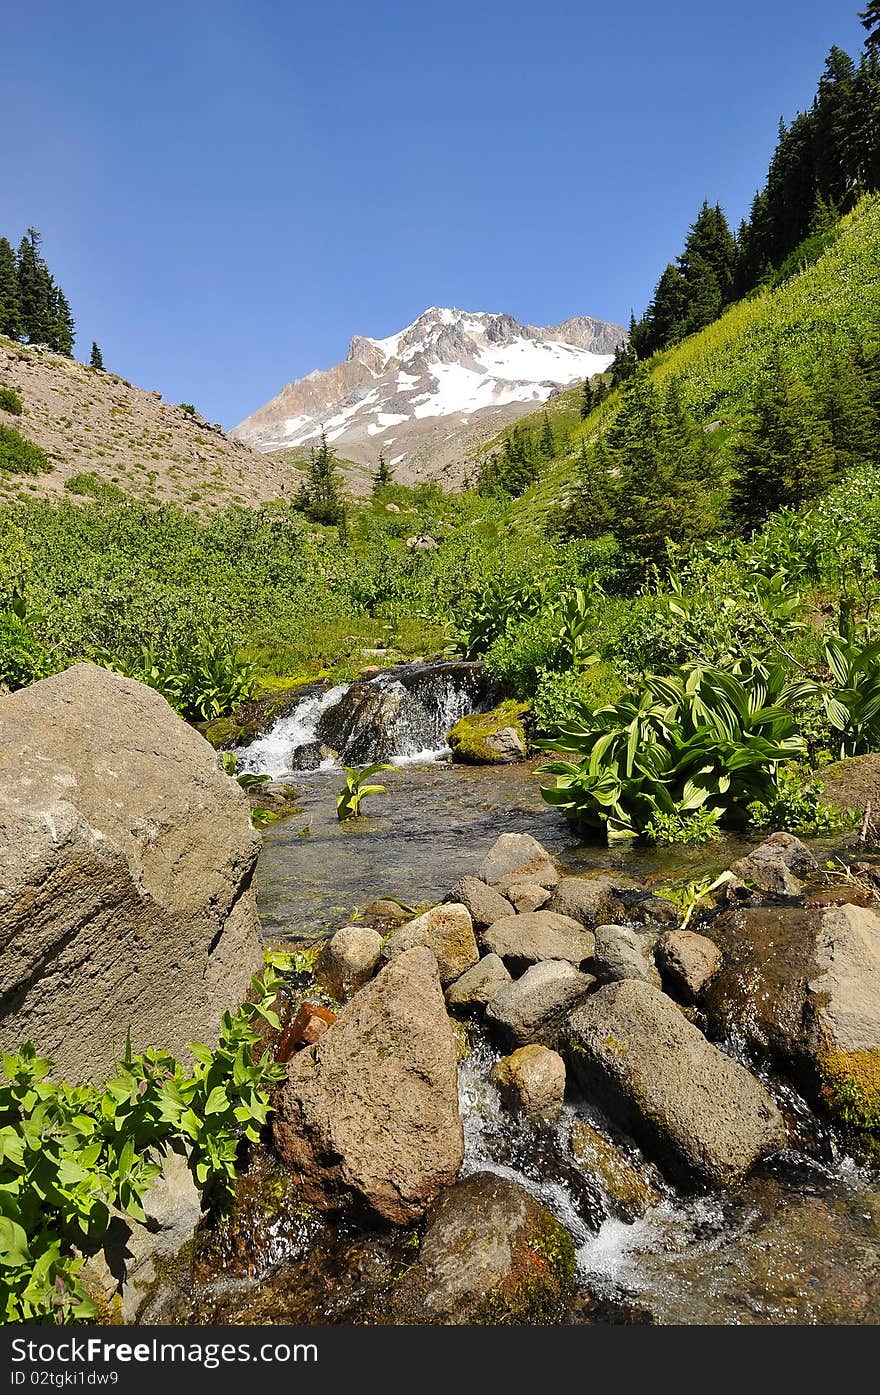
481,911,595,972
232,305,625,488
565,980,786,1187
730,832,818,899
490,1045,566,1120
272,947,464,1224
448,876,513,929
570,1119,662,1220
389,1172,575,1324
486,960,595,1047
381,903,478,986
656,929,723,1002
478,833,559,895
445,953,511,1010
0,663,262,1083
315,925,383,1001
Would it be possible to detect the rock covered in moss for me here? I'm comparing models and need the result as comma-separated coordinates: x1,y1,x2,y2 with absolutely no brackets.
570,1119,662,1220
389,1172,575,1324
490,1045,566,1120
380,903,478,985
447,701,529,764
273,947,464,1225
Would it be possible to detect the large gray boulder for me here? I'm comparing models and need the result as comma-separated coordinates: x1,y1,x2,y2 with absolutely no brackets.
390,1172,575,1324
565,980,786,1187
486,960,594,1046
481,911,595,971
272,947,464,1225
0,663,262,1083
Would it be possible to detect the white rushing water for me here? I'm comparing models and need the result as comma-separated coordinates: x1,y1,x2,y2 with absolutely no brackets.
235,685,349,776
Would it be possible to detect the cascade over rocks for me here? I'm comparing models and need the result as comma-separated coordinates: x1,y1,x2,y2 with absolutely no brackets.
0,663,262,1083
565,979,786,1187
272,947,464,1224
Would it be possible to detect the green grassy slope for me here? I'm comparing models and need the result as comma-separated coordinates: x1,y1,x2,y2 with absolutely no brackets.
479,195,880,528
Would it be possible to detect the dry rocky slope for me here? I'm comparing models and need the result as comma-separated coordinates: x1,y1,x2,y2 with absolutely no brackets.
0,337,292,511
233,306,626,486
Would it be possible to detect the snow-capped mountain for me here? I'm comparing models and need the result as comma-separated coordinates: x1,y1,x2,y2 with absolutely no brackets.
232,307,626,484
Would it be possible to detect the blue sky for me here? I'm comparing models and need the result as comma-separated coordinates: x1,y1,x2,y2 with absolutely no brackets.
4,1,866,427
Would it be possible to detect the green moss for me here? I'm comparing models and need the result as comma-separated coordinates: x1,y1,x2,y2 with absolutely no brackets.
472,1213,576,1325
819,1047,880,1151
448,700,529,765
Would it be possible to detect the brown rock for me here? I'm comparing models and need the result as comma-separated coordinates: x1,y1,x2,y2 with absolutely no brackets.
448,876,513,928
481,910,595,971
380,903,478,985
656,929,723,1002
490,1044,566,1119
485,960,595,1046
477,833,559,894
506,881,552,913
570,1119,662,1220
276,1002,337,1060
445,953,512,1010
315,924,383,1000
272,947,463,1224
730,832,818,899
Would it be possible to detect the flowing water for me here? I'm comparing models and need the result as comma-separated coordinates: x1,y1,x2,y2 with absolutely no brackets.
219,665,880,1325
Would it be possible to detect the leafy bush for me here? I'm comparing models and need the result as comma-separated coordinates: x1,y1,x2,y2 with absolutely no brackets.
121,628,255,722
0,385,23,415
538,662,813,840
747,764,854,836
644,807,723,845
0,972,284,1324
0,425,50,475
821,636,880,757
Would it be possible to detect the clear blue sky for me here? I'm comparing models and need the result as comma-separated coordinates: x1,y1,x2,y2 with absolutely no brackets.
4,1,866,427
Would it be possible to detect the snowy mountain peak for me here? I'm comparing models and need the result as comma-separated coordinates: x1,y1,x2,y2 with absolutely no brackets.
233,305,626,486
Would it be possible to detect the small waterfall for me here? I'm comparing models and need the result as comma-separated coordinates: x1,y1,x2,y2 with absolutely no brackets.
235,661,492,775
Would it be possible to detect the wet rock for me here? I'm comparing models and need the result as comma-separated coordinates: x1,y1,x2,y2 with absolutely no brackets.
448,876,513,928
0,663,262,1083
570,1119,662,1220
381,903,478,986
481,910,595,972
592,924,661,986
507,881,552,913
490,1044,566,1120
276,1002,337,1059
486,960,595,1047
315,924,383,1001
564,980,786,1187
478,832,559,894
730,832,818,899
389,1172,575,1324
80,1150,202,1322
365,899,409,921
272,947,464,1225
445,953,511,1010
288,741,336,771
656,929,723,1002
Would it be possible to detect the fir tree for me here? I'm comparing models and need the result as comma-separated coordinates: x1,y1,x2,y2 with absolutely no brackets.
862,2,880,48
563,438,615,538
0,238,21,339
90,341,104,370
580,379,595,420
539,411,555,459
50,286,75,356
17,229,53,344
373,450,392,492
298,430,344,525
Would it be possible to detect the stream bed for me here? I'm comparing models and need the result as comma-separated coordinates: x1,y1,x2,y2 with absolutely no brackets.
199,673,880,1326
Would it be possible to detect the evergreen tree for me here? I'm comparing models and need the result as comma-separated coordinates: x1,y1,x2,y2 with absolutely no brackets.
50,286,75,356
862,1,880,47
605,369,685,565
610,340,639,387
17,229,53,344
728,357,836,533
563,438,615,538
815,346,878,470
297,430,344,524
373,450,392,492
0,238,21,339
90,341,104,370
647,263,688,350
539,411,555,459
580,379,595,420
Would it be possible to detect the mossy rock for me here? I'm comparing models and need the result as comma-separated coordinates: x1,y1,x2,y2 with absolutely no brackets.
819,1047,880,1152
389,1171,576,1324
200,679,325,750
447,701,529,765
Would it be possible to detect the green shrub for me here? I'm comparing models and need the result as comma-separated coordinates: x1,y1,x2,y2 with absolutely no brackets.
0,971,284,1324
645,807,723,845
747,764,855,836
0,425,50,476
0,385,23,416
